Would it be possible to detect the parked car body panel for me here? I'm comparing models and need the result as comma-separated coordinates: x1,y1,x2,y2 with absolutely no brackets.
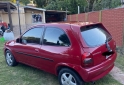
4,22,117,82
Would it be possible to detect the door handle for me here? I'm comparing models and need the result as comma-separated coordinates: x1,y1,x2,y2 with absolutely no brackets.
35,49,39,52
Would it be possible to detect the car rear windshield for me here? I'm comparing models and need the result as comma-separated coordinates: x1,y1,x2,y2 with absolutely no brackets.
80,24,111,47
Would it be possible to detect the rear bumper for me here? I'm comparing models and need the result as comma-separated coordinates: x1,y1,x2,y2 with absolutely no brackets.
78,52,117,82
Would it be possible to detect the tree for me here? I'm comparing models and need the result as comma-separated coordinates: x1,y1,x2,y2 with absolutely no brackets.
11,0,16,3
33,0,49,8
85,0,121,12
10,0,30,5
92,0,121,11
45,0,87,14
86,0,95,11
33,0,121,14
20,0,30,5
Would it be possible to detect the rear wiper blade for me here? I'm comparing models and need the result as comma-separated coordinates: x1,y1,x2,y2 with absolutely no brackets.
105,38,112,52
107,37,112,41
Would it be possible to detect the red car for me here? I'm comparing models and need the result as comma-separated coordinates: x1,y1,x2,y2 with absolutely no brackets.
4,22,117,85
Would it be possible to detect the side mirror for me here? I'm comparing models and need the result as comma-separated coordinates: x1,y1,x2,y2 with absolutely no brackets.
16,38,22,43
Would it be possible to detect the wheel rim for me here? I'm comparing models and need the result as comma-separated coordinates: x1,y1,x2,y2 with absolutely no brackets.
6,52,13,65
61,73,76,85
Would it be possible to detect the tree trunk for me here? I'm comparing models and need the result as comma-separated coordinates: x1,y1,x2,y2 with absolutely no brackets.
108,0,112,9
89,0,95,12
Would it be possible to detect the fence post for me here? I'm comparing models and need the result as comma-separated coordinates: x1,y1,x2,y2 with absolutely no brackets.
76,14,78,21
70,15,71,21
122,20,124,46
85,13,88,22
99,11,102,22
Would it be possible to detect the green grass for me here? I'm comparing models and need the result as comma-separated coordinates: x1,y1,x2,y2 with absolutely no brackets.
0,41,122,85
115,53,124,72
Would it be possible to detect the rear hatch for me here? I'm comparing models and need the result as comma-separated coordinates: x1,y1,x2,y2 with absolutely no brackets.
80,24,116,66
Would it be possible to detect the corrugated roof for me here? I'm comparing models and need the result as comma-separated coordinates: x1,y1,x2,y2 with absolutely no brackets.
46,10,68,13
24,6,46,11
24,6,68,13
0,2,16,10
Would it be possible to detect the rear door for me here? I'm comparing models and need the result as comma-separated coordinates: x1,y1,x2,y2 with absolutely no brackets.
80,24,116,65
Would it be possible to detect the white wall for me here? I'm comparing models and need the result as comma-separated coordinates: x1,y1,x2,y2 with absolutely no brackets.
25,9,45,24
2,13,25,25
0,7,46,26
1,7,26,25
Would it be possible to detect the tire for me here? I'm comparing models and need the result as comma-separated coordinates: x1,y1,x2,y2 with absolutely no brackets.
5,50,18,66
58,68,85,85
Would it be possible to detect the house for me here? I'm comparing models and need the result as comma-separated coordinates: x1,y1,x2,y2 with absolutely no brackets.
1,6,46,25
0,2,67,37
0,2,16,31
121,0,124,4
1,4,67,26
24,6,46,24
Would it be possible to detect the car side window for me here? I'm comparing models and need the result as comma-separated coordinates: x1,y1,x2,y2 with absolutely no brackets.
43,27,71,46
21,27,44,44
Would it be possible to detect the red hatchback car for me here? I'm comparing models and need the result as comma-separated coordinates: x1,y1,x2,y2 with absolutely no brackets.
4,22,117,85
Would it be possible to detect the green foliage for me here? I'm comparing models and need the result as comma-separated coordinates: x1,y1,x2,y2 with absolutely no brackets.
20,0,30,5
33,0,49,8
34,0,121,14
45,0,87,14
92,0,121,11
110,0,121,8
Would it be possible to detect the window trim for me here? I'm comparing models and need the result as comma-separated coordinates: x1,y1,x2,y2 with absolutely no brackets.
42,26,71,47
21,26,45,45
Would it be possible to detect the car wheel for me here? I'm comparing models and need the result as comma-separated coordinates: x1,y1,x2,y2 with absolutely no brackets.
5,50,18,66
58,68,85,85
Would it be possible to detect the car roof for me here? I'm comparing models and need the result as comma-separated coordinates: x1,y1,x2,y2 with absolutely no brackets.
30,21,102,29
47,21,100,26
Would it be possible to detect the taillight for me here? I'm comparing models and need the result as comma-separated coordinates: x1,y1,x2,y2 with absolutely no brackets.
82,52,93,67
84,58,93,64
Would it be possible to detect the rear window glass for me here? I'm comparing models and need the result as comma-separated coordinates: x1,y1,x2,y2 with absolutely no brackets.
80,24,111,47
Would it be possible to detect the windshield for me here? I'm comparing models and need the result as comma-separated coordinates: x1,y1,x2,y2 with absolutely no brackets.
80,24,111,47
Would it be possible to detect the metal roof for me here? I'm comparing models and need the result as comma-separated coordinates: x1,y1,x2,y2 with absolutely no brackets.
46,10,68,13
0,2,16,10
24,6,46,11
24,6,68,13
